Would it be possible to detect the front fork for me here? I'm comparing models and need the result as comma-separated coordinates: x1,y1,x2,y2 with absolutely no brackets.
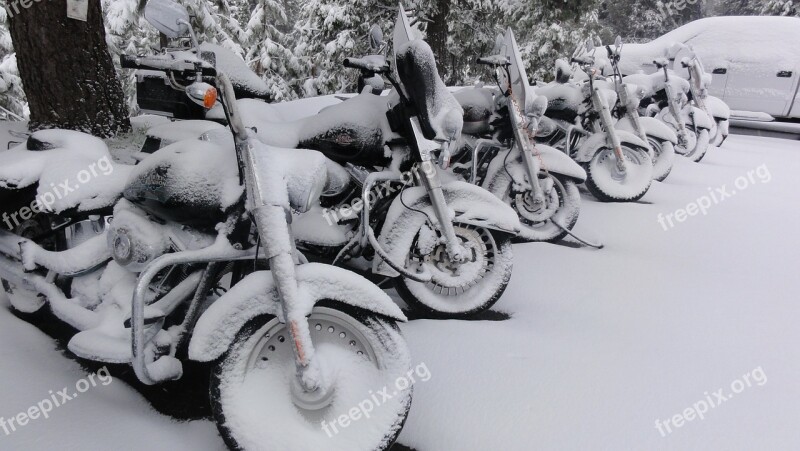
665,84,689,146
224,72,323,395
508,98,547,207
593,86,627,173
620,87,654,159
242,145,323,394
418,162,470,262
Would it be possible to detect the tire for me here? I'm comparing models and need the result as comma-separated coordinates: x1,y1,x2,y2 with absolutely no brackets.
211,302,412,451
686,129,710,162
585,146,653,203
647,137,675,182
712,119,728,147
395,225,513,319
489,169,581,243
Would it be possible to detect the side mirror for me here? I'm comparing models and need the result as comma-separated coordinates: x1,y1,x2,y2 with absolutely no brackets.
144,0,191,38
369,24,384,51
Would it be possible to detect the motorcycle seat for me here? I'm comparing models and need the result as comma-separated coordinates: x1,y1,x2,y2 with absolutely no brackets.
0,130,132,214
235,92,393,166
535,83,582,123
453,87,494,135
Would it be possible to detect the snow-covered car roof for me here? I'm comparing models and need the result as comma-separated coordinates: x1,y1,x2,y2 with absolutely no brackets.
595,16,800,75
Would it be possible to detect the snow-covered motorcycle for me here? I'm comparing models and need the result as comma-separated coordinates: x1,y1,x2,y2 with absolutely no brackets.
129,6,520,319
673,46,731,148
451,28,586,243
535,51,654,202
1,1,414,449
225,7,520,319
624,58,714,162
605,37,678,182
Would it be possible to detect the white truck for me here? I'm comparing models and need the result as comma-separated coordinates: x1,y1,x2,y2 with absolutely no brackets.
597,16,800,120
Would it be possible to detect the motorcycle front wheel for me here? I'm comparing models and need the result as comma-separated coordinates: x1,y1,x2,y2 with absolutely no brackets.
396,224,513,319
686,128,711,162
647,137,675,182
506,175,580,243
711,119,728,147
585,146,653,202
210,302,412,451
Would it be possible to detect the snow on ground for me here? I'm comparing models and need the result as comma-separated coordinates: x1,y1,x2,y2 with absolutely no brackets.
1,133,799,450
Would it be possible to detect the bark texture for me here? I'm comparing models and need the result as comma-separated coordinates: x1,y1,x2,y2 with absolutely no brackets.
8,0,130,137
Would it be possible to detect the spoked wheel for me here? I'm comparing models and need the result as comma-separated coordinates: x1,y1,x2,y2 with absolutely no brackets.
508,175,580,243
211,302,412,451
396,224,513,319
674,128,698,157
585,146,653,203
647,137,675,182
686,128,710,162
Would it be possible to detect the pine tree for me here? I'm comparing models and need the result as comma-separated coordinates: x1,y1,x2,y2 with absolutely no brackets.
599,0,671,42
415,0,507,85
506,0,604,82
103,0,160,113
293,0,398,95
762,0,799,16
0,3,26,118
242,0,300,101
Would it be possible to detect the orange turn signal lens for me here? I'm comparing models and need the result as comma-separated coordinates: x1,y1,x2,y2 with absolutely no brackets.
204,87,218,109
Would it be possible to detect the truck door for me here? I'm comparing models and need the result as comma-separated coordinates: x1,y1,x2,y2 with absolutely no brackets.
724,62,796,116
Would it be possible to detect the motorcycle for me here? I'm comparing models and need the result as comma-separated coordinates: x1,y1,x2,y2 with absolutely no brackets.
604,37,678,182
220,7,521,319
0,1,414,449
534,42,654,203
672,45,731,148
451,28,587,243
623,58,714,162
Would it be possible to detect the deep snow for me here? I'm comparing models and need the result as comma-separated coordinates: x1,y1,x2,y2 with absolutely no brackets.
1,133,799,450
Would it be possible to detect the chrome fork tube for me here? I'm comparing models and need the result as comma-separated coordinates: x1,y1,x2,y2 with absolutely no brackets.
594,86,627,172
419,164,468,262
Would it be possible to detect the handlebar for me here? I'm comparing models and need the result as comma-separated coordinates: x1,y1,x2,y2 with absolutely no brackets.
571,56,594,66
343,57,390,74
653,58,670,69
476,55,510,67
120,55,216,77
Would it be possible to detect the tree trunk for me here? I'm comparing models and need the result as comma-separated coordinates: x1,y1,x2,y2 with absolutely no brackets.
8,0,130,137
426,0,450,77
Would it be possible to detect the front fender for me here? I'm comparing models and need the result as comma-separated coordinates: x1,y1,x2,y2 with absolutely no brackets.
373,180,521,278
573,130,648,163
483,146,586,192
705,96,731,121
188,263,405,362
686,105,714,130
616,116,678,144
